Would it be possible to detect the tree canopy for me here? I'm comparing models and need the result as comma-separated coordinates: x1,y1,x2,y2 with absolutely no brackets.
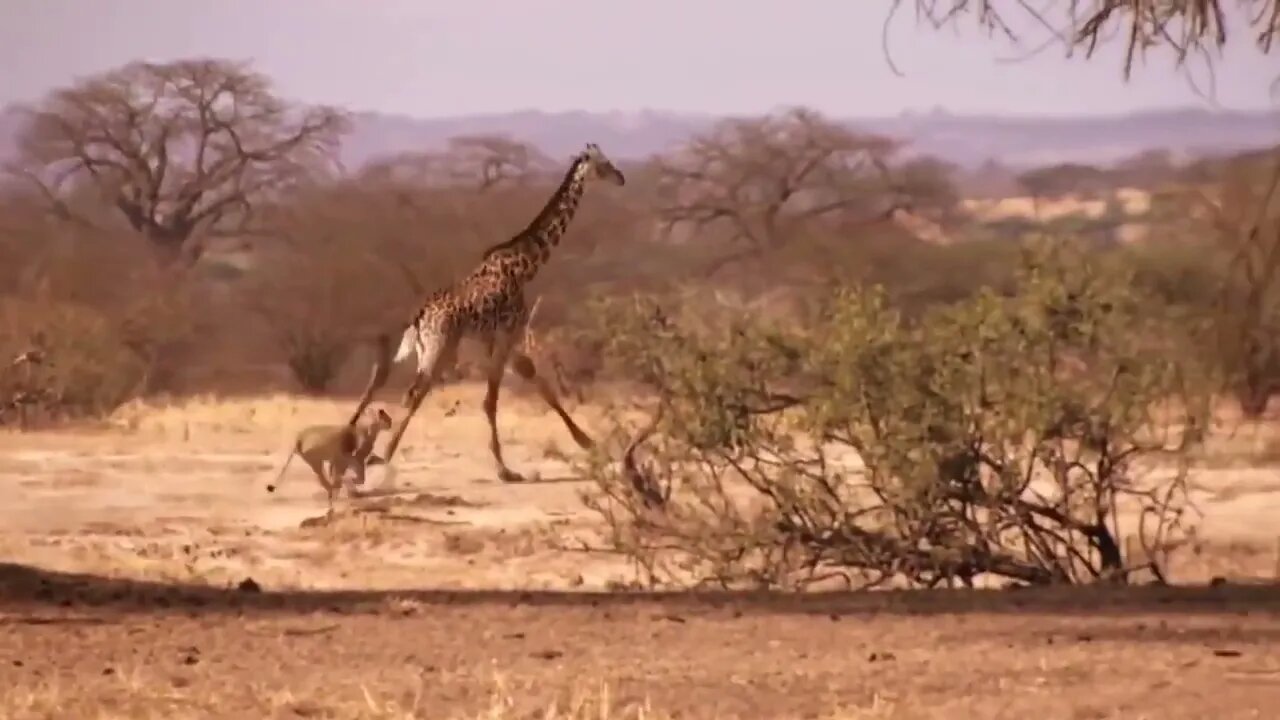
7,58,349,267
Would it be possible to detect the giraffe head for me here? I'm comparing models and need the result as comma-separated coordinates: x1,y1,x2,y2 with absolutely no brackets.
582,143,626,186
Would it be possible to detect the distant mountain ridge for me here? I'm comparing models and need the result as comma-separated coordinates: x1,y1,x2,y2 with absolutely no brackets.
334,107,1280,170
2,105,1277,172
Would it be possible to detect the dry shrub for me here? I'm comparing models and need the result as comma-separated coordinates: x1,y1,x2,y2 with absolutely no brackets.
242,166,644,391
0,298,143,422
0,218,206,423
245,239,384,393
578,237,1211,590
1127,148,1280,417
244,178,469,392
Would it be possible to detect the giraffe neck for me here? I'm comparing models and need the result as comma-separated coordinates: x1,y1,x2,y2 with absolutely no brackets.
481,153,590,272
521,153,590,247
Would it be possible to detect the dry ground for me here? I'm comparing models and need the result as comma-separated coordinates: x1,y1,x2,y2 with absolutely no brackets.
2,387,1280,719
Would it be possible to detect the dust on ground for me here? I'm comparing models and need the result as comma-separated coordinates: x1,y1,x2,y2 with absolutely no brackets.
2,388,1280,719
0,386,636,593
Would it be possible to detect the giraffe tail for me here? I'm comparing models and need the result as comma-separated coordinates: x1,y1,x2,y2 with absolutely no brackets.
392,325,417,364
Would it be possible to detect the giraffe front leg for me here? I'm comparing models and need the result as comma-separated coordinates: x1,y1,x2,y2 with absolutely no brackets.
483,334,526,483
348,333,395,427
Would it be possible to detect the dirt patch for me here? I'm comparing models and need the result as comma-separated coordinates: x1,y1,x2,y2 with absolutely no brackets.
3,391,1280,717
1,580,1279,719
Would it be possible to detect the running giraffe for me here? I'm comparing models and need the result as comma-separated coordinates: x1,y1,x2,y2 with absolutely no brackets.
347,143,625,483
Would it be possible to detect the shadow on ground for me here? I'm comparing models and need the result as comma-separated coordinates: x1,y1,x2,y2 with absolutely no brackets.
1,561,1278,618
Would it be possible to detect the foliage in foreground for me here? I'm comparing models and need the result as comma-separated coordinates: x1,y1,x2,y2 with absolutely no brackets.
579,238,1211,590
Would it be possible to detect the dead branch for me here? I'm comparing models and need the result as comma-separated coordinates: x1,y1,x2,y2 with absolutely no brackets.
623,403,668,511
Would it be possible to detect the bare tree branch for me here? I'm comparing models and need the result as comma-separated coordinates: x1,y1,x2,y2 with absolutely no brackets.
908,0,1277,80
6,58,350,267
656,109,877,243
654,107,958,276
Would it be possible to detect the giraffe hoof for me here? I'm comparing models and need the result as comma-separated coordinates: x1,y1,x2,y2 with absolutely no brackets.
498,468,528,484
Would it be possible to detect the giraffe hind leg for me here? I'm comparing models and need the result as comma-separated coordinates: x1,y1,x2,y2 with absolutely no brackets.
347,333,395,427
380,328,459,465
509,351,593,450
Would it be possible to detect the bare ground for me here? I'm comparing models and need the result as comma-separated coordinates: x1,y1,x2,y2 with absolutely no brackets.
2,387,1280,719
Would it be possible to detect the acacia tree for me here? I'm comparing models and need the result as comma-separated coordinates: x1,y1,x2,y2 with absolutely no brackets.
654,107,956,275
8,58,349,267
361,134,551,191
440,134,554,190
905,0,1278,78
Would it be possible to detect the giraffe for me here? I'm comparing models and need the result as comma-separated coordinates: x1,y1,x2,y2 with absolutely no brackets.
347,142,626,483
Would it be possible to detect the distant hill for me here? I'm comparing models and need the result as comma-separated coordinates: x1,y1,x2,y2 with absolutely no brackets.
2,104,1277,172
334,107,1280,170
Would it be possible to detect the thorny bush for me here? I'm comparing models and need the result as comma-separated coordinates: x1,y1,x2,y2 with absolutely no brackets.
577,238,1210,590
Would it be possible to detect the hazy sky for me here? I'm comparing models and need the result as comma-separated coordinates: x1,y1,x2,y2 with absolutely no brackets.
2,0,1277,117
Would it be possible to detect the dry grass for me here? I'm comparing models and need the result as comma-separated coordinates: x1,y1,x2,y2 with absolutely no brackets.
3,390,1280,718
0,673,667,720
0,671,910,720
100,385,618,449
3,390,1280,590
3,585,1279,720
105,392,419,443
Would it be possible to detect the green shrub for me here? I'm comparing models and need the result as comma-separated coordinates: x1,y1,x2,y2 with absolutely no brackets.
578,237,1209,589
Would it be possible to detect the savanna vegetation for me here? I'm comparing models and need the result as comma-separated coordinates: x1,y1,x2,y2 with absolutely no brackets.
1,56,1277,590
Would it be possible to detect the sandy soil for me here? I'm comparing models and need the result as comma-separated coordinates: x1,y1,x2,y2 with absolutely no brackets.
2,387,1280,719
